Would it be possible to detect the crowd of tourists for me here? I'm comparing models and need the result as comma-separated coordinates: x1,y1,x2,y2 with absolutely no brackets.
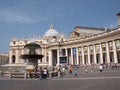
28,63,120,80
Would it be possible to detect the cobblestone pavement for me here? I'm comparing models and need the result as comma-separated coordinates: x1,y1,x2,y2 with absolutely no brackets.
51,67,120,79
0,68,120,90
0,77,120,90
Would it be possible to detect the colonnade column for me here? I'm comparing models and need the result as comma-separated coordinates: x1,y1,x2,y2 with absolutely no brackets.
100,43,103,64
48,50,52,66
71,48,73,65
87,46,91,65
113,40,118,63
76,47,79,65
57,49,60,65
82,46,85,65
93,45,97,64
65,48,68,64
106,42,110,63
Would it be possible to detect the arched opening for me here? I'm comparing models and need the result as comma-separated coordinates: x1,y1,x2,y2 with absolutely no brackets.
12,55,16,63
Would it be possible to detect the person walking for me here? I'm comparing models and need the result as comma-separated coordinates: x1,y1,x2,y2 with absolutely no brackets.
74,68,78,76
43,68,48,79
69,65,73,74
99,64,103,72
39,67,43,80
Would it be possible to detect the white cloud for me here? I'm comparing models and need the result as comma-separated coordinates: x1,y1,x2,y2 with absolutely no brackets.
0,10,37,24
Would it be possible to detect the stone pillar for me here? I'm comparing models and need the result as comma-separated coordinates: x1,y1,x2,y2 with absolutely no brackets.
21,49,25,63
106,42,110,63
71,48,73,65
9,49,12,64
87,46,91,65
44,48,47,63
82,46,85,65
15,49,19,63
65,48,68,64
93,45,97,64
76,47,79,64
100,43,103,64
57,49,60,65
48,50,52,66
41,48,44,63
113,40,118,63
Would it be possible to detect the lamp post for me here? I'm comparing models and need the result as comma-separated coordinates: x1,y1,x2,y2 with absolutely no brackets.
58,39,62,66
58,39,68,65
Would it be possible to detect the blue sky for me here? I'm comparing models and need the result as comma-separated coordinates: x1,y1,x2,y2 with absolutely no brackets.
0,0,120,53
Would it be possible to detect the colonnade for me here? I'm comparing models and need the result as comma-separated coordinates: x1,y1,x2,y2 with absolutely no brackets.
48,40,120,66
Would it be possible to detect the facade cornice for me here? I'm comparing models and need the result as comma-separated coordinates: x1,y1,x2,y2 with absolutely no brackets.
47,29,120,49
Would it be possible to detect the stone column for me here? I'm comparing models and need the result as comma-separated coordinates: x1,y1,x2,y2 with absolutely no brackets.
65,48,68,64
48,50,52,66
57,49,60,65
82,46,85,65
44,47,47,63
106,42,110,63
100,43,103,64
76,47,79,65
93,45,97,64
41,48,45,63
9,49,12,64
21,49,24,63
113,40,118,63
87,46,91,65
38,48,41,64
71,48,73,65
15,49,19,63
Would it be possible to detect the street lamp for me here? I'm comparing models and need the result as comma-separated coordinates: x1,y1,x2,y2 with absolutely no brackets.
58,39,67,65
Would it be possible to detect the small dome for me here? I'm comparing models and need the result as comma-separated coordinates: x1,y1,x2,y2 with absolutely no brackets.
45,24,59,37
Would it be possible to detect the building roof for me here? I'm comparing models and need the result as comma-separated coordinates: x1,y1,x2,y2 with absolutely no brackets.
74,26,107,31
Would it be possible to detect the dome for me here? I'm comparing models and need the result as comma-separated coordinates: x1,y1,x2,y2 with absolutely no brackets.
45,24,59,37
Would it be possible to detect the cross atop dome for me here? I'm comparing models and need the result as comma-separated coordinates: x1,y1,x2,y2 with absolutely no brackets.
49,24,54,30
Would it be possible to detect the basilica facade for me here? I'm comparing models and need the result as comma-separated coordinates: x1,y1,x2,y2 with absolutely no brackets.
9,13,120,67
